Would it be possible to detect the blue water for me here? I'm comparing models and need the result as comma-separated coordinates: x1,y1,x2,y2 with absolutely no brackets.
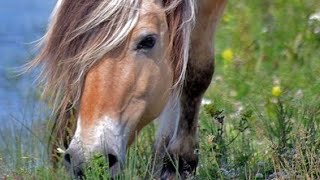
0,0,55,124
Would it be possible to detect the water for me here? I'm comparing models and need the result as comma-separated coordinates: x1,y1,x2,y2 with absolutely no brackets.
0,0,55,124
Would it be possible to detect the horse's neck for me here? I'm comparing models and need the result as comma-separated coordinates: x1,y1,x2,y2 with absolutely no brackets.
194,0,226,37
191,0,226,55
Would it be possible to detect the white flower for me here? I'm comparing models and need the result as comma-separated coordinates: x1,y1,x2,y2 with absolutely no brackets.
201,98,212,105
309,12,320,21
57,148,66,154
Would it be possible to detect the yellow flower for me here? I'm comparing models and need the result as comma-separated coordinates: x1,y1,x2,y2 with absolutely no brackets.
222,49,234,62
207,135,214,145
223,14,231,22
272,86,281,97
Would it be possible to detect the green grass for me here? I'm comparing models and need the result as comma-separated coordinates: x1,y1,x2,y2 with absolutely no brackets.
1,0,320,179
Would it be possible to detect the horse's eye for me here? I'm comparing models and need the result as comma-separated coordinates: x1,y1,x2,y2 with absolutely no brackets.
136,35,156,51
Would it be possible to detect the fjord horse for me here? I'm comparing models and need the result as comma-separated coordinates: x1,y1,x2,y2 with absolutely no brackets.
29,0,226,179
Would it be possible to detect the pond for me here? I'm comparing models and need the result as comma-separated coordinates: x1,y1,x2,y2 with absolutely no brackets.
0,0,55,124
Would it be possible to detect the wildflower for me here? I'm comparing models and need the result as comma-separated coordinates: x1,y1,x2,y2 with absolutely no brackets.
309,11,320,35
222,48,234,62
207,134,214,145
222,14,232,22
309,12,320,21
272,86,281,97
57,147,66,154
201,98,212,105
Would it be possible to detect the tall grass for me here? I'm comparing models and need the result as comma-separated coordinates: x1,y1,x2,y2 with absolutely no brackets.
1,0,320,179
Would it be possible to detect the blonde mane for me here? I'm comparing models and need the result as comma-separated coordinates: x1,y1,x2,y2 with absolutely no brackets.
27,0,195,151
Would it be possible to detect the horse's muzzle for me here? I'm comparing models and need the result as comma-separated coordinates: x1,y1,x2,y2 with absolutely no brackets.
64,145,122,178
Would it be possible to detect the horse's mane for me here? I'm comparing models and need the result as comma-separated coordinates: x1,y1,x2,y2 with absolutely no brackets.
26,0,195,153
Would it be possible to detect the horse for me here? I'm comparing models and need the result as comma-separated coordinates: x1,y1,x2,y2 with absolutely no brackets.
28,0,226,179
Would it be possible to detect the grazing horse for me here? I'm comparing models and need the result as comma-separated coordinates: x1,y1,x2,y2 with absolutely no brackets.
29,0,226,179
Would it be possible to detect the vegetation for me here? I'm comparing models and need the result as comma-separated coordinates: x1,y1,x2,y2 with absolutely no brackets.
1,0,320,179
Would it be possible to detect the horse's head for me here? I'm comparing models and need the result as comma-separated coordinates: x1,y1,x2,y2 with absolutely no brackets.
66,1,174,176
30,0,194,177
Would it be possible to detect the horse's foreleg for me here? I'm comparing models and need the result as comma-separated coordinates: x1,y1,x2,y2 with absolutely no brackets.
160,54,215,179
152,95,181,177
158,1,226,178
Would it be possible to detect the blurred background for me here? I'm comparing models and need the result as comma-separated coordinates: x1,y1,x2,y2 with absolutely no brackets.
0,0,54,124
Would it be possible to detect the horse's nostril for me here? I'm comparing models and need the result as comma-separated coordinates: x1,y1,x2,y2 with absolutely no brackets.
64,153,72,164
108,154,118,168
64,152,84,178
